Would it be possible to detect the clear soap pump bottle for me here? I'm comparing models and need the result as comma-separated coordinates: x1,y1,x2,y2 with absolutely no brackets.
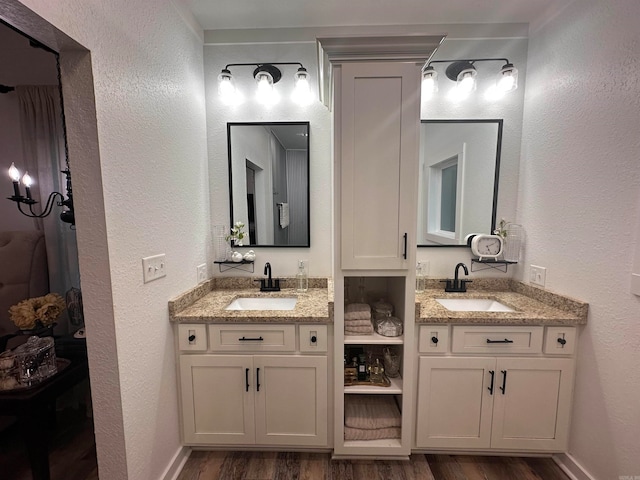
296,260,308,293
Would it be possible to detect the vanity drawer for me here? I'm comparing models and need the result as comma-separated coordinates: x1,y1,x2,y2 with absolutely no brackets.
451,326,544,354
208,324,296,352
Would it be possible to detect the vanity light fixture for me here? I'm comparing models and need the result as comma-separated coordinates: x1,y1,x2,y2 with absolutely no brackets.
217,62,313,106
423,58,518,98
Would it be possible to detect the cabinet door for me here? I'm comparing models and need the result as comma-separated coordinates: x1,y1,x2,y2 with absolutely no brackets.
416,357,495,449
491,357,574,451
179,355,255,445
254,355,328,446
339,61,421,270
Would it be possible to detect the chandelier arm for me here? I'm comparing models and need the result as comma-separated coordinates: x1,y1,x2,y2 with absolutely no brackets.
21,191,64,218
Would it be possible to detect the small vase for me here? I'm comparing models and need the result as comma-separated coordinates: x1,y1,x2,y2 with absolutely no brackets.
503,224,524,262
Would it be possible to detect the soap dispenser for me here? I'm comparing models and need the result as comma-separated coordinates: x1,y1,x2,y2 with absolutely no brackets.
296,260,308,293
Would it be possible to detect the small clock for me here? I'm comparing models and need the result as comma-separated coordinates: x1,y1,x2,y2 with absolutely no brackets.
470,234,504,261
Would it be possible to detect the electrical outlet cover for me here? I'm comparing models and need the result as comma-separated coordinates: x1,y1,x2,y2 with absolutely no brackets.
530,265,546,287
197,263,207,283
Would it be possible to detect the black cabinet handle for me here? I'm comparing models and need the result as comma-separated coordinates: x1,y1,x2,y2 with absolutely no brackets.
557,337,567,346
188,334,196,342
311,335,317,343
245,368,250,392
256,368,261,392
403,233,408,259
239,336,264,341
431,336,439,344
488,370,495,395
486,338,514,344
500,370,507,394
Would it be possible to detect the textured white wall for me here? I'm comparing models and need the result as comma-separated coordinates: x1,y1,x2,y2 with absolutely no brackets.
9,1,208,479
519,1,640,477
205,42,333,277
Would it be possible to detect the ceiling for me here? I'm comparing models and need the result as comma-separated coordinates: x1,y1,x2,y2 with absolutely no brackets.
184,0,572,31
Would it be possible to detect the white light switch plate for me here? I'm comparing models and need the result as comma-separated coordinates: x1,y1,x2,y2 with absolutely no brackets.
530,265,546,287
142,254,166,283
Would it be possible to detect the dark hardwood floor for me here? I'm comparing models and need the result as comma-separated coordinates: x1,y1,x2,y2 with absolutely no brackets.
0,411,570,480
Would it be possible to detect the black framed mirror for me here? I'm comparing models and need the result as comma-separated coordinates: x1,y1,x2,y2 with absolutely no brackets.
417,119,502,247
227,122,310,247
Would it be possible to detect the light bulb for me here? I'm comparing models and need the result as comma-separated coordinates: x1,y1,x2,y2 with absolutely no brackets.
457,68,477,93
421,66,438,98
497,63,518,92
9,162,20,182
22,171,33,187
256,71,278,105
218,69,236,101
292,67,312,105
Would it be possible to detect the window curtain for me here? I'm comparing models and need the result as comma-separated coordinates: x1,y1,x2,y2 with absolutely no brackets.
285,150,308,245
16,86,80,327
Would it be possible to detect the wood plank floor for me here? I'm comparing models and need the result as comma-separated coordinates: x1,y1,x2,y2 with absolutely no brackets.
177,451,571,480
0,410,570,480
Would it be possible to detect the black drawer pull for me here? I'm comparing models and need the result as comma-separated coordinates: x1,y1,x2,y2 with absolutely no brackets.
431,336,439,344
188,334,196,342
403,233,408,259
488,370,495,395
239,336,264,341
256,368,261,392
486,338,514,344
557,337,567,345
245,368,250,392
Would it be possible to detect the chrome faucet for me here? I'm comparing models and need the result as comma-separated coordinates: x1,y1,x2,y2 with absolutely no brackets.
256,262,280,292
441,262,472,293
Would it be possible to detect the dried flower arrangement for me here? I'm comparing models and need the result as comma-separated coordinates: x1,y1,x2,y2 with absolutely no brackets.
8,293,66,330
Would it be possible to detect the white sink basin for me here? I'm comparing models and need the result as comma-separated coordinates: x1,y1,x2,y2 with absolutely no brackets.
225,297,297,311
436,298,514,312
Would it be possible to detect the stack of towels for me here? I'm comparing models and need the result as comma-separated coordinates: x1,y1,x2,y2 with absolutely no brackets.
344,303,373,335
344,395,402,441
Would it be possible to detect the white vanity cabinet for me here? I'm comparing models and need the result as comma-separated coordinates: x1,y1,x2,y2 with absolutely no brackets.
337,61,421,270
415,325,576,452
177,323,328,447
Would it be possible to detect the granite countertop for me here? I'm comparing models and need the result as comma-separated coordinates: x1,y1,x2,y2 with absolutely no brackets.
169,277,332,324
415,279,588,326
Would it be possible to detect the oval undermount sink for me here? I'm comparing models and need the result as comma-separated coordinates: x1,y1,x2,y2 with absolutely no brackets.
436,298,514,312
225,297,297,311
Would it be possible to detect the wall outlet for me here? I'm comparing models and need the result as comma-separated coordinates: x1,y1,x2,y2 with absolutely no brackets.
530,265,546,287
197,263,207,283
142,254,166,283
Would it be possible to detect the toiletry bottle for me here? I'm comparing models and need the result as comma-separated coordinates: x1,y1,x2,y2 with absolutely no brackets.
296,260,308,293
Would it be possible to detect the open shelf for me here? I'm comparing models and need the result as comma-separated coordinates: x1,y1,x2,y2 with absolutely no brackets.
214,260,254,273
342,438,403,449
470,258,517,273
344,332,404,345
344,375,403,394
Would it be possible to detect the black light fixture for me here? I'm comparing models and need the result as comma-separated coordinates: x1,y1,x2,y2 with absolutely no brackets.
422,58,518,97
4,53,75,226
218,62,312,106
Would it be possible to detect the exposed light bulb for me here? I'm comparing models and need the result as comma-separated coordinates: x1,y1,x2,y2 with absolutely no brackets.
218,69,237,103
497,63,518,92
8,162,20,182
292,67,312,105
255,71,278,105
421,66,438,98
22,171,33,187
457,68,477,93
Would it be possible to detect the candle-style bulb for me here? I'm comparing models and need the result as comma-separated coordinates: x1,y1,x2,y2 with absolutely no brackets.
9,162,20,182
22,171,34,188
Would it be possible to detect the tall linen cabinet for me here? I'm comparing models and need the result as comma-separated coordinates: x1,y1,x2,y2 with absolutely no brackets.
331,58,423,459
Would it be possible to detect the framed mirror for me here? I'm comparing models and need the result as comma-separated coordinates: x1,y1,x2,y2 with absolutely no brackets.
228,122,310,247
417,119,502,247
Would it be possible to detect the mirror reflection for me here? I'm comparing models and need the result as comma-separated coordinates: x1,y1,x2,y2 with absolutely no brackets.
417,120,502,246
228,122,310,247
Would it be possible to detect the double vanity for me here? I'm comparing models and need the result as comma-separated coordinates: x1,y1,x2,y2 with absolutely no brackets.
169,275,587,457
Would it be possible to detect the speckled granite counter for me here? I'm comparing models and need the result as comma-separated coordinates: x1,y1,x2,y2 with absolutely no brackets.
415,279,588,326
169,277,332,324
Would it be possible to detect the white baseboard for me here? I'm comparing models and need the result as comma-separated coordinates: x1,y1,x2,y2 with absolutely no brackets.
161,446,192,480
553,453,597,480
